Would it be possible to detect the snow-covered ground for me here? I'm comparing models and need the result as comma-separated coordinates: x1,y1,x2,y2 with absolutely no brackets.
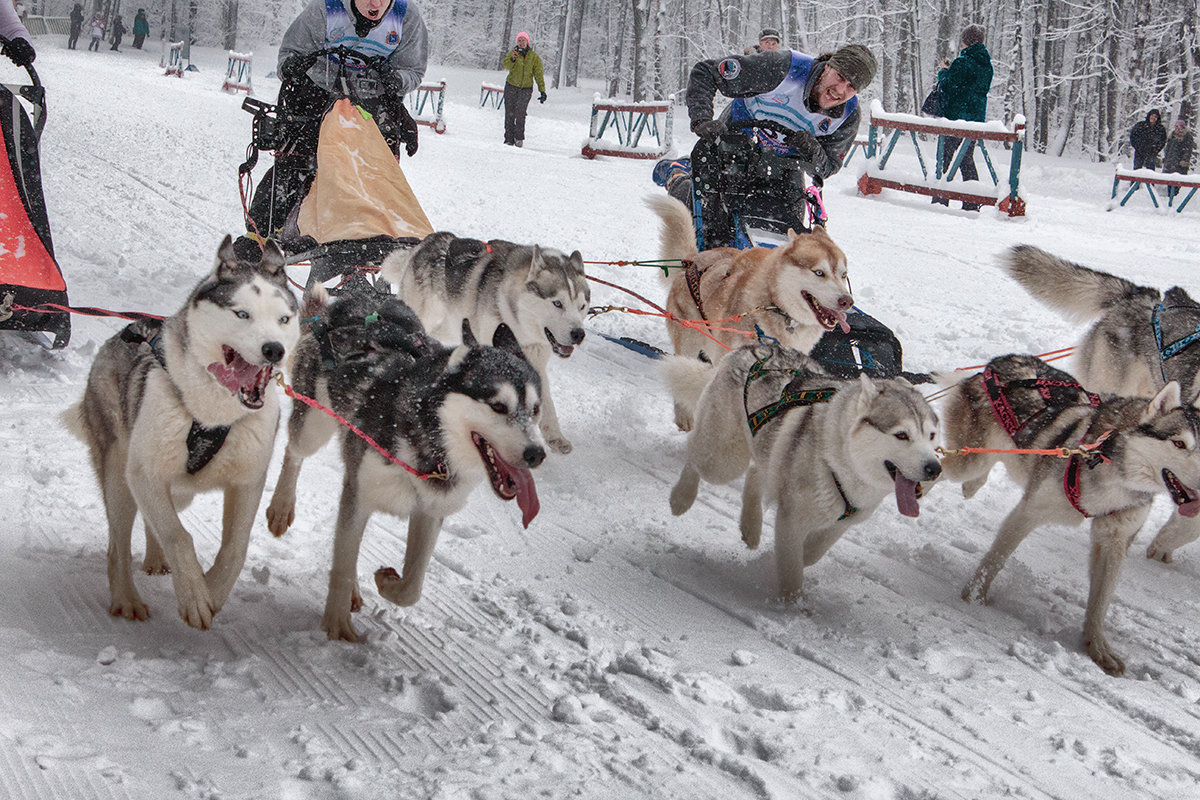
4,41,1200,800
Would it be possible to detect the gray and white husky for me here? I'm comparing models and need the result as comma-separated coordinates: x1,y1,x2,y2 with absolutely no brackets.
1004,244,1200,562
940,353,1200,676
62,236,299,629
379,232,589,455
667,345,941,602
265,285,546,642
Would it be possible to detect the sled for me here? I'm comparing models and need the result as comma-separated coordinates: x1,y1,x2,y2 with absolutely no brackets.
0,46,69,350
238,46,432,289
653,119,923,381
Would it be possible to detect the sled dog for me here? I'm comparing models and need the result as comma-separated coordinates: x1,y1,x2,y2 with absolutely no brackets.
62,237,298,629
264,285,546,642
940,353,1200,676
647,195,853,430
379,232,588,455
668,344,940,602
1004,244,1200,562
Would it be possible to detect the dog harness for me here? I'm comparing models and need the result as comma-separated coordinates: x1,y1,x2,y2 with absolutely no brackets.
119,322,231,475
980,364,1109,517
742,353,854,520
1153,300,1200,384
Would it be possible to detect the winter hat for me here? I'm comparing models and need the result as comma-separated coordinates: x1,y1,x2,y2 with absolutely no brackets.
827,44,877,91
1176,119,1188,128
960,24,985,47
516,32,530,45
759,28,782,44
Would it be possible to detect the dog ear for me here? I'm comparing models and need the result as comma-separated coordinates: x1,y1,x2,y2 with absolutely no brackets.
1144,381,1183,421
215,234,239,279
526,245,545,279
258,239,286,278
461,318,479,347
568,250,586,275
491,323,524,358
857,372,878,410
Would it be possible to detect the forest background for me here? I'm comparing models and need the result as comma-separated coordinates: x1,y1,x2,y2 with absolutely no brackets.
20,0,1200,161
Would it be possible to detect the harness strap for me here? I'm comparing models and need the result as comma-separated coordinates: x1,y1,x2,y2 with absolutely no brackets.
1153,300,1200,384
747,386,837,435
831,471,857,520
1063,453,1088,517
120,320,231,475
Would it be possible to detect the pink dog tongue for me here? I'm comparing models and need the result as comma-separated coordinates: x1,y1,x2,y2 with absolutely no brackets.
834,308,850,334
207,349,263,394
513,467,540,528
1178,496,1200,518
894,474,920,518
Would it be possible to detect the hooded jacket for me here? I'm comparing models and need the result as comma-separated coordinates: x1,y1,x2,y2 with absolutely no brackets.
1130,111,1168,159
1163,125,1196,174
937,42,992,122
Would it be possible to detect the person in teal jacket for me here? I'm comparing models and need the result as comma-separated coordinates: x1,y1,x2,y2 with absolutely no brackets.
502,31,546,147
132,9,149,49
933,24,993,210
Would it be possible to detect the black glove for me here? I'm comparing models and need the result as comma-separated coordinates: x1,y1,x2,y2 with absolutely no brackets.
3,37,35,67
397,102,419,157
366,56,399,87
279,52,318,83
786,128,822,161
539,91,547,104
692,118,726,140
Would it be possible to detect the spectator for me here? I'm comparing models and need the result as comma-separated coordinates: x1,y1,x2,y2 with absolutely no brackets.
110,14,126,52
501,31,545,147
1163,118,1195,200
68,3,83,50
744,27,782,55
0,0,34,65
664,43,875,247
1130,109,1167,170
933,24,992,211
87,13,104,52
236,0,428,259
132,8,148,50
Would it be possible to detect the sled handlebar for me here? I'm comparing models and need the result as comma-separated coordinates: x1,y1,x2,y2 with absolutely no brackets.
0,35,45,138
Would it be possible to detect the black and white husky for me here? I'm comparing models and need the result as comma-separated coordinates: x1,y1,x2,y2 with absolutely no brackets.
62,237,299,629
940,354,1200,675
667,345,941,603
265,284,546,642
1004,244,1200,562
379,232,589,454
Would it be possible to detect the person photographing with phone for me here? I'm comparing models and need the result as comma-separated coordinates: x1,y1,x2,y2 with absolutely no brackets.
501,31,546,147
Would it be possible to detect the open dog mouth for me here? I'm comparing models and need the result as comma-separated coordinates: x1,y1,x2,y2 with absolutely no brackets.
802,291,850,334
886,461,922,518
473,432,540,527
1162,468,1200,517
545,328,575,358
207,345,273,409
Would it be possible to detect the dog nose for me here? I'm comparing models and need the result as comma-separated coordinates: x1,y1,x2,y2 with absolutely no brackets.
837,295,854,311
924,460,942,481
524,445,546,468
261,341,285,364
570,328,585,345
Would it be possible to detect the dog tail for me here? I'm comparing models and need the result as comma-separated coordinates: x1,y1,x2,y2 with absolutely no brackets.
1003,244,1157,321
645,194,698,283
377,245,414,289
59,401,86,441
300,285,329,331
662,354,716,419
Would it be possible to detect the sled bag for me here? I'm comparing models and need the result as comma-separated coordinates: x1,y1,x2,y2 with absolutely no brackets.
297,98,434,243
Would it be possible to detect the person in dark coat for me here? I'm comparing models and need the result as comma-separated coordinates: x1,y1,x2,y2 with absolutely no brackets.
663,43,876,247
132,9,149,49
109,14,126,51
67,3,83,50
932,24,993,210
1162,118,1195,200
1130,109,1167,170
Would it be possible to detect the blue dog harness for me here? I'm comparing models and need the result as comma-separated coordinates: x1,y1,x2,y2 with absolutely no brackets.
1153,300,1200,384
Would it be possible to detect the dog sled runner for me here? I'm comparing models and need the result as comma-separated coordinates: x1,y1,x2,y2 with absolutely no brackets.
0,46,69,349
653,121,922,382
238,46,432,289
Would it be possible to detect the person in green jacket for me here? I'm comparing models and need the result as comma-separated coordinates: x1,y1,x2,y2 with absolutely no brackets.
932,24,993,210
502,31,545,147
132,9,149,50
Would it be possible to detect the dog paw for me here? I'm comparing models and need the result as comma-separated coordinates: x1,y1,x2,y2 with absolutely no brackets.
961,576,989,604
1145,541,1175,563
1085,635,1126,677
545,435,572,455
741,529,761,550
265,500,295,538
142,558,170,576
172,574,216,630
375,566,424,606
321,613,361,643
109,597,151,622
